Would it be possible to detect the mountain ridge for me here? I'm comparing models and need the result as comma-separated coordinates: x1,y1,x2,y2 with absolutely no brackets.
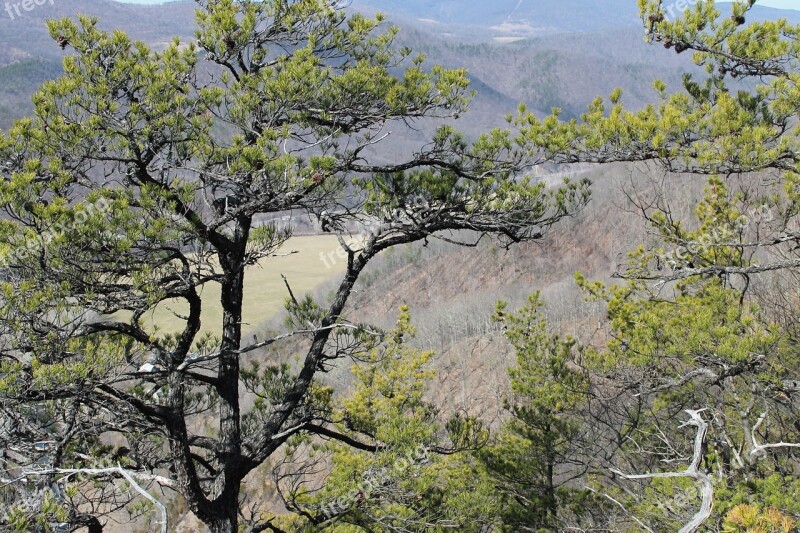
0,1,795,128
353,0,800,39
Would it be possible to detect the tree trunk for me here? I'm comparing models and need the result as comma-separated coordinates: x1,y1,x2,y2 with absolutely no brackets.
545,460,557,522
80,515,104,533
212,214,251,533
208,505,240,533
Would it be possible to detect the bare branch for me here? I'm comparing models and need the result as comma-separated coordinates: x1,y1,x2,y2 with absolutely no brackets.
750,411,800,458
15,465,172,533
585,486,655,533
611,409,713,533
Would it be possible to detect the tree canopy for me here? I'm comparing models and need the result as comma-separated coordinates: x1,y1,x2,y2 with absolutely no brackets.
0,1,592,531
2,0,800,532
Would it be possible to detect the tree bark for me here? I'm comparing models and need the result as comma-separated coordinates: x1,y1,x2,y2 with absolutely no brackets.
211,214,251,533
546,459,557,522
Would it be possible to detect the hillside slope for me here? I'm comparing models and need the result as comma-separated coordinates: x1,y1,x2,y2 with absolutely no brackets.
0,0,196,67
356,0,800,39
1,1,797,127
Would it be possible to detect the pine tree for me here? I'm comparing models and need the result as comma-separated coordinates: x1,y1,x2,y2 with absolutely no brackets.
0,2,592,531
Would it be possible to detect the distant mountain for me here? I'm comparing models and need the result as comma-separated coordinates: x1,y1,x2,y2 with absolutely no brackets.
1,0,796,65
354,0,800,40
0,0,196,68
0,0,797,129
353,0,642,36
387,21,708,122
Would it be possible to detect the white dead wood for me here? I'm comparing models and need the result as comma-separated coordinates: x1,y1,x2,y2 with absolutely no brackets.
611,409,713,533
11,465,171,533
749,411,800,459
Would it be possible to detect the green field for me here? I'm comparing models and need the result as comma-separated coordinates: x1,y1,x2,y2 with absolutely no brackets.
140,235,350,337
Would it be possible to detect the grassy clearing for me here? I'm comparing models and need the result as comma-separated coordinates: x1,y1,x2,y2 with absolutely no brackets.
141,235,349,338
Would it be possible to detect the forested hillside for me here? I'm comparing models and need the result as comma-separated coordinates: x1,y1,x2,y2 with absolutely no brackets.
358,0,800,38
3,0,797,127
0,1,798,533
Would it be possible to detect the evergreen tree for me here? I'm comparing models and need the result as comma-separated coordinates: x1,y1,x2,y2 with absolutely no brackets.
482,293,595,531
0,1,592,531
276,307,496,532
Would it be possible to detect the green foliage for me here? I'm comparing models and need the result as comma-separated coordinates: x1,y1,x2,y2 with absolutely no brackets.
5,489,70,533
481,293,594,531
4,0,800,531
567,2,800,512
0,0,593,527
281,307,497,532
723,503,796,533
578,261,798,528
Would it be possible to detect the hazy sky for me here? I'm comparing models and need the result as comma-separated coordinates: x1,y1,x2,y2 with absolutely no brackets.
114,0,800,9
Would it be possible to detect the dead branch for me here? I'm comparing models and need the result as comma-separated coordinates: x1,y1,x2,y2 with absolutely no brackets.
14,465,171,533
750,411,800,459
611,409,713,533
